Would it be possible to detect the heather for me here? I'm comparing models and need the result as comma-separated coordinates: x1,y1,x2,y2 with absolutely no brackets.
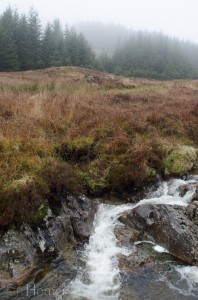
0,67,197,228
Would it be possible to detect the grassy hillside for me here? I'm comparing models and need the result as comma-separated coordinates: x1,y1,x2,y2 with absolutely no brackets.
0,67,197,228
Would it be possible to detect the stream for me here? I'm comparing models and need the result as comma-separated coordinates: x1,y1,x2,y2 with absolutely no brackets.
1,176,198,299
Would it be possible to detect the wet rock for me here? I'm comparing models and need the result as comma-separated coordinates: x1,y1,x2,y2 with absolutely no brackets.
64,194,96,242
115,226,139,247
115,218,158,271
179,182,198,225
115,225,167,271
0,193,97,286
0,229,36,287
120,204,198,265
118,249,156,272
35,194,96,254
179,182,198,200
186,201,198,225
85,75,95,82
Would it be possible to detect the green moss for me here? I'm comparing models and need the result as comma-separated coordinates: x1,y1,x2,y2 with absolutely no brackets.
77,167,107,195
145,167,157,177
163,146,198,175
0,140,6,152
71,136,95,150
31,204,49,227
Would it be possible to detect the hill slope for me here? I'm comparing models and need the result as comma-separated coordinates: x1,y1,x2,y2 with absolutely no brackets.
0,67,197,228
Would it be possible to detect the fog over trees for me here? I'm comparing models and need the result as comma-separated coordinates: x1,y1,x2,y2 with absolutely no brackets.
111,32,198,79
75,22,132,54
1,7,198,79
0,7,95,71
76,22,198,79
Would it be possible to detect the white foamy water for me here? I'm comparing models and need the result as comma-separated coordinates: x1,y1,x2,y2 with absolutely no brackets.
135,178,197,208
159,266,198,297
56,176,197,300
176,266,198,284
57,204,133,300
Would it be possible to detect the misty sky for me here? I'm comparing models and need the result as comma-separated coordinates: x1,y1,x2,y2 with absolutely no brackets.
1,0,198,43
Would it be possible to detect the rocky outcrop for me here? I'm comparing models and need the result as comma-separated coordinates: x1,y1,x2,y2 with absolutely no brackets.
119,204,198,265
178,182,198,200
35,194,97,253
186,201,198,224
180,182,198,225
0,229,36,287
0,193,96,287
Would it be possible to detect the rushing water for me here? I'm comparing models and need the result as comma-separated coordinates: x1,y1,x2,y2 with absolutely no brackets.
56,176,198,300
158,265,198,298
1,176,198,300
56,204,132,300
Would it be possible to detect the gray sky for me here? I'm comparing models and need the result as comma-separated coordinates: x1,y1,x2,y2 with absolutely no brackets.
1,0,198,43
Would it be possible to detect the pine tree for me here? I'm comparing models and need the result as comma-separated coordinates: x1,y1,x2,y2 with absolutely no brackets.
49,19,65,66
64,27,95,67
0,7,19,71
77,33,95,67
16,15,30,70
27,7,42,69
42,23,54,67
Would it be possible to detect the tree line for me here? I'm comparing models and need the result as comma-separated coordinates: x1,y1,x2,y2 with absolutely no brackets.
98,31,198,79
0,7,96,71
77,22,198,79
1,7,198,80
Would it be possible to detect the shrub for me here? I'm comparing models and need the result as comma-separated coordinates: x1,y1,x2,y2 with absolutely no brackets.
56,137,97,162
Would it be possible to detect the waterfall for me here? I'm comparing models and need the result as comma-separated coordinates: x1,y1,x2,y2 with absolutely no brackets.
56,177,197,300
56,204,133,300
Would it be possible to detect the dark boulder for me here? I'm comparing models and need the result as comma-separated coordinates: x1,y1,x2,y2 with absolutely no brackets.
179,182,198,225
0,193,97,287
178,182,198,200
0,229,36,287
120,204,198,265
186,201,198,225
36,194,96,254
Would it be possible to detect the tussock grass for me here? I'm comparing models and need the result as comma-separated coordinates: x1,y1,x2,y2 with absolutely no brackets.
0,67,197,228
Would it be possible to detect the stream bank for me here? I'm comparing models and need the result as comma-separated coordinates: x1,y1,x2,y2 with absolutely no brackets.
0,175,198,299
0,193,97,289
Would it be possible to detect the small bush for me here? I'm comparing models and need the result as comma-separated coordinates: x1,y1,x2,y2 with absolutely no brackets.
0,178,48,228
111,93,132,104
38,159,83,194
0,159,84,229
56,137,97,162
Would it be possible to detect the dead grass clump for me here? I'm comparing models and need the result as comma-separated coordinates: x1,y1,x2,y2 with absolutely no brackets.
111,93,132,104
0,179,48,228
38,159,83,195
0,159,83,228
0,67,197,214
105,137,164,192
147,112,185,136
56,137,97,163
0,109,15,120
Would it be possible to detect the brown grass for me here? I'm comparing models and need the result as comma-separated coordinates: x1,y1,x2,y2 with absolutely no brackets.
0,67,198,227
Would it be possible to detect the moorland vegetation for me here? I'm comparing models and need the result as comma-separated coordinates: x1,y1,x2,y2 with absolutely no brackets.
0,67,197,229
